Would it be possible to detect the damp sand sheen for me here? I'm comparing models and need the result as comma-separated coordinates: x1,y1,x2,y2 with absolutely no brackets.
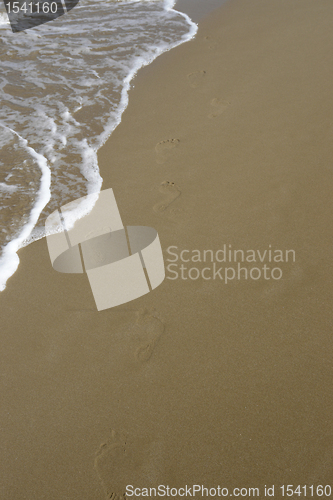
1,0,333,499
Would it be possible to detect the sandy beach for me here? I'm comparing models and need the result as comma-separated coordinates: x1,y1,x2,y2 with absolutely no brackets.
1,0,333,498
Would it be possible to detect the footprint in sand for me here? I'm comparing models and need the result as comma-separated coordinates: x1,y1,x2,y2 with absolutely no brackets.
208,98,231,118
203,36,217,49
95,430,128,500
95,430,164,498
155,138,180,164
109,308,165,365
153,181,181,220
187,70,206,88
134,308,165,363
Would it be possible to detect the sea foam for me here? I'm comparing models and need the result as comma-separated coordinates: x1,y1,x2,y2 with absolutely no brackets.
0,0,197,291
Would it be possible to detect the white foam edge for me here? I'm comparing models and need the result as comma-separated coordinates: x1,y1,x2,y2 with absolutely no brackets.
97,0,198,152
0,125,51,291
165,0,198,38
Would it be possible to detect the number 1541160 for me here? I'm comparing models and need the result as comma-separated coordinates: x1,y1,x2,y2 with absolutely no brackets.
5,2,58,14
280,485,332,497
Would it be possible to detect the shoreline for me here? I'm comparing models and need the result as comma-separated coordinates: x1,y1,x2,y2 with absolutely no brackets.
0,0,197,292
2,0,333,498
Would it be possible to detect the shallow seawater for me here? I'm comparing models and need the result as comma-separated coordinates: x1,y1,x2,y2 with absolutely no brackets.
0,0,197,289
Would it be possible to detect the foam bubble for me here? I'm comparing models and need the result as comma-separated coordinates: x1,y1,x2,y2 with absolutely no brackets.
0,182,18,193
0,13,9,26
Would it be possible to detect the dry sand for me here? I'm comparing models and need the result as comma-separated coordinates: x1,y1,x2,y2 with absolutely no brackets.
1,0,333,498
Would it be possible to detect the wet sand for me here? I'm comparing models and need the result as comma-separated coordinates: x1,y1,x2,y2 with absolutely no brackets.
1,0,333,498
175,0,229,22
